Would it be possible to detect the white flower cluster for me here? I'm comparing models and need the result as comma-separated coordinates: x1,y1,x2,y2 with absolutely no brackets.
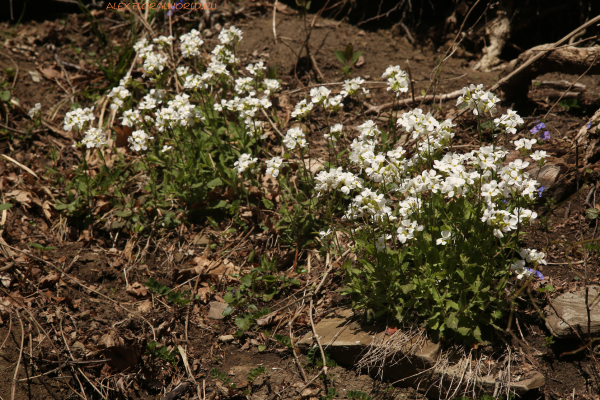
108,86,131,111
314,167,363,195
211,45,237,65
309,86,343,111
246,61,265,76
291,99,313,120
494,110,524,135
133,38,154,58
341,77,367,97
143,52,168,75
63,106,95,132
138,89,165,110
511,249,546,279
179,29,204,58
345,188,393,222
121,109,141,127
513,138,537,151
218,94,272,119
456,84,500,116
382,66,409,95
153,35,174,47
324,124,342,143
218,26,243,46
263,79,281,95
234,153,258,173
243,117,266,138
234,77,255,94
177,66,190,77
482,207,537,239
28,103,41,118
283,126,307,150
155,94,202,132
128,130,153,151
80,127,106,149
265,156,284,177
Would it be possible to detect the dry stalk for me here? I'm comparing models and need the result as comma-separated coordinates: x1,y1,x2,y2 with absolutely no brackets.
11,310,24,400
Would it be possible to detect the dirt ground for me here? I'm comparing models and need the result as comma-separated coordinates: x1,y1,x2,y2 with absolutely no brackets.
1,1,600,399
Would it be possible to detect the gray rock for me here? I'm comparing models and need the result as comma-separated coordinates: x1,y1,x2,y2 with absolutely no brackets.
219,335,235,343
299,308,544,398
207,301,228,320
545,286,600,338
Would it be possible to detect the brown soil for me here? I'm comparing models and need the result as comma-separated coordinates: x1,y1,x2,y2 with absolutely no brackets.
1,2,600,400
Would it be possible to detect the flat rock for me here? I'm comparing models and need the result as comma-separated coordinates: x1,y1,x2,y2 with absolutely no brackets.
545,285,600,338
299,308,544,398
207,301,228,320
219,335,235,343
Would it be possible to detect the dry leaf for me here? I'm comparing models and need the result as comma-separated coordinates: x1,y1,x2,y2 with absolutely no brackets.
137,299,152,313
114,125,133,148
126,282,148,297
39,273,60,288
40,67,60,79
6,190,32,206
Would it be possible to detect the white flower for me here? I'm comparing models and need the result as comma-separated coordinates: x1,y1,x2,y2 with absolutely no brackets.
319,229,332,239
283,126,307,150
176,66,190,77
265,156,284,177
162,145,172,153
511,260,531,279
513,138,537,151
234,153,258,173
456,84,500,116
80,127,106,149
121,109,141,127
494,110,524,135
218,26,243,46
291,99,313,119
531,150,547,162
28,103,41,118
341,77,365,97
179,29,204,58
310,86,331,105
128,130,153,151
436,230,452,245
153,35,174,47
264,79,281,95
246,61,266,76
382,66,409,95
143,52,168,75
63,106,95,132
376,234,392,251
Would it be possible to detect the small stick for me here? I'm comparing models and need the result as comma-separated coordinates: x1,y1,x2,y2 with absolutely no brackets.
11,310,24,400
309,298,327,377
1,154,39,179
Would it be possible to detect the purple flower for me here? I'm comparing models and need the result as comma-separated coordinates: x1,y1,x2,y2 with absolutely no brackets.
587,121,593,130
530,122,546,135
529,268,545,280
540,131,551,141
537,186,546,198
167,0,185,16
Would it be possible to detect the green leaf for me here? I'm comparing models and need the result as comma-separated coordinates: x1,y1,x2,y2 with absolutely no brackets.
344,43,354,62
262,197,274,210
258,344,266,352
0,203,13,211
207,177,222,189
241,274,253,288
115,210,133,218
586,208,599,219
223,305,234,317
351,50,363,64
0,90,10,102
334,50,346,65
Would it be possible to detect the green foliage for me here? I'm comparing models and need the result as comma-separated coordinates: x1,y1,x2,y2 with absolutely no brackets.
223,254,300,334
246,366,268,382
274,334,293,348
144,277,197,306
334,43,362,76
322,388,337,400
27,243,57,251
347,390,372,400
559,98,580,111
144,341,179,365
306,346,337,368
0,203,12,211
543,335,555,347
211,368,237,389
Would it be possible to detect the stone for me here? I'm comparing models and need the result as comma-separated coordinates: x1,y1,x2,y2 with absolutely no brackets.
545,286,600,338
299,308,544,398
207,301,228,320
219,335,235,343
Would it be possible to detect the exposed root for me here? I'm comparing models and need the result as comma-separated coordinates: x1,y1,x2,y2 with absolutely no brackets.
473,12,511,72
